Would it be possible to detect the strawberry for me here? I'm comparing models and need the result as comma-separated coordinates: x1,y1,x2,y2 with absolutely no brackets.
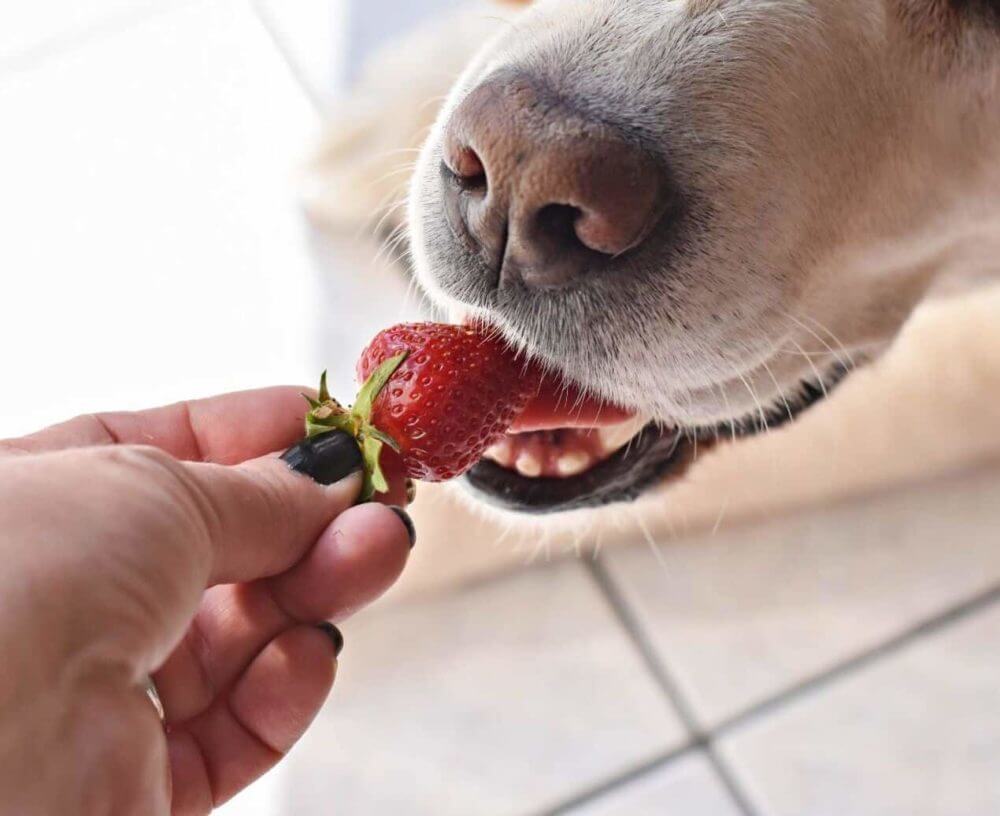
303,323,540,498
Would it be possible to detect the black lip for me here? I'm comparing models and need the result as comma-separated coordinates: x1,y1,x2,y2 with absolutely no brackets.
704,362,850,440
462,362,851,515
462,423,694,515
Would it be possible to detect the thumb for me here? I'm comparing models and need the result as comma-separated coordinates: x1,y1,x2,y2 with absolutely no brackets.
176,431,365,586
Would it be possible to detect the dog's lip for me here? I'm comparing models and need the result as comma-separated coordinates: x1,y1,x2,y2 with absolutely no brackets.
463,361,851,514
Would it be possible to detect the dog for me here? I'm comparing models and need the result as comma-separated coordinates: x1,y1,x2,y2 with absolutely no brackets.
305,0,1000,589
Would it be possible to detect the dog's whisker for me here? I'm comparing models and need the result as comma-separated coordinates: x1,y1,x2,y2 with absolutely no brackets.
405,121,436,148
373,238,409,271
403,268,444,322
761,358,795,424
735,367,770,437
368,147,423,159
539,527,555,564
798,312,858,370
481,14,523,34
382,240,413,270
632,510,671,576
570,525,586,560
378,245,413,279
592,527,605,561
787,337,830,399
368,198,412,241
372,221,412,268
779,309,854,371
365,162,421,190
351,189,409,243
376,224,412,263
710,493,732,537
492,517,519,551
415,94,452,113
376,218,409,251
714,381,739,443
370,183,413,216
346,160,418,206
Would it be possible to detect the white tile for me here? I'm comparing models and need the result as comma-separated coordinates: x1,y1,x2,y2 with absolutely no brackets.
603,465,1000,727
566,753,742,816
0,0,178,70
278,561,687,816
0,1,343,439
720,601,1000,816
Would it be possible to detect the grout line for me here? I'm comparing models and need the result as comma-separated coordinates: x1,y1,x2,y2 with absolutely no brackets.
714,579,1000,740
702,743,762,816
249,0,328,117
0,0,206,78
585,557,759,816
586,557,705,734
586,559,1000,813
534,742,697,816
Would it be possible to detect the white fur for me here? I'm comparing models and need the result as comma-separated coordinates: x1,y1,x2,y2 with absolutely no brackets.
306,0,1000,599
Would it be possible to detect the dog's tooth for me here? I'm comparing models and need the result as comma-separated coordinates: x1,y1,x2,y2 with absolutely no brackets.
484,439,513,466
556,452,591,477
515,451,543,478
597,416,649,453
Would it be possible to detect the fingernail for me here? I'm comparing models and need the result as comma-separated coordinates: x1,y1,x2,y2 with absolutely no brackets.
389,505,417,549
316,622,344,658
281,431,363,486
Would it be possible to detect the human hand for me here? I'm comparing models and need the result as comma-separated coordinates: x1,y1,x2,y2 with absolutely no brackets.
0,387,415,815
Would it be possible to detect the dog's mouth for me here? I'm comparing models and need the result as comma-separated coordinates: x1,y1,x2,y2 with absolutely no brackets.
463,365,847,515
462,381,690,514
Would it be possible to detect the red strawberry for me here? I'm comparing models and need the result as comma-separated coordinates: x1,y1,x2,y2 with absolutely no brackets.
303,323,540,497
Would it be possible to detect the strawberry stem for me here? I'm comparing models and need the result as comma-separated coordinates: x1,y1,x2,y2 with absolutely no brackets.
318,370,332,403
302,353,409,500
352,353,407,424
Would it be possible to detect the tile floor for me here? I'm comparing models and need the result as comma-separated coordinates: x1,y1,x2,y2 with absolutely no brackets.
3,2,1000,814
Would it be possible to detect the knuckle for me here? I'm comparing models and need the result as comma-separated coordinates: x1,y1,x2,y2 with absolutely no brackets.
245,463,305,541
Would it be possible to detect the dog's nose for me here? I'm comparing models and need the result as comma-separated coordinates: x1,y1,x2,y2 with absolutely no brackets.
441,75,672,289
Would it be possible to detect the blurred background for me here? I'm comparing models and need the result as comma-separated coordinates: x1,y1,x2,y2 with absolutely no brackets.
3,1,1000,814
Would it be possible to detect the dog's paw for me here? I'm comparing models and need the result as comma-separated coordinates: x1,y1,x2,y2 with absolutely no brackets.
301,1,525,235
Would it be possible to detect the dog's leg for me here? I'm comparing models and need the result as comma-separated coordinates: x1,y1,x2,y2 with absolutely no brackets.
301,0,527,234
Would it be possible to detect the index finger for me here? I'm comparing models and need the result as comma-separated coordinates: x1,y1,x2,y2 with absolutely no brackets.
0,386,312,463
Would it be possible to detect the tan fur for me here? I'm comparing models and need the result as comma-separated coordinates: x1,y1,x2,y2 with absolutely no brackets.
306,0,1000,600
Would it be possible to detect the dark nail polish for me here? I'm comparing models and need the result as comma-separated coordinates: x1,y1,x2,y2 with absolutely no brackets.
389,505,417,549
405,479,417,505
317,622,344,658
281,431,363,486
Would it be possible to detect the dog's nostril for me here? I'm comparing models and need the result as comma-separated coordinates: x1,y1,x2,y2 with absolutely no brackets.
534,204,587,253
445,147,487,192
455,147,485,184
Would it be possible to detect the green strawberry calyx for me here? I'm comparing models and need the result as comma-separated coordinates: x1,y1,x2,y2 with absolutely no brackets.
302,352,408,500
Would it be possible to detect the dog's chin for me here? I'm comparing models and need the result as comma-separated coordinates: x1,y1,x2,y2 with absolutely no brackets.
459,364,848,516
